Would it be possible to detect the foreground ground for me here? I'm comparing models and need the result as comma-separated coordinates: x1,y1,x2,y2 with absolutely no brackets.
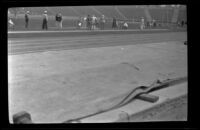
8,31,187,123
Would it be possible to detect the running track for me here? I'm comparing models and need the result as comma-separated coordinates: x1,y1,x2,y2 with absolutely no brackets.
8,30,187,55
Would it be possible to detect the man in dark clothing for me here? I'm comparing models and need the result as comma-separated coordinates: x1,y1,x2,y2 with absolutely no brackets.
25,11,30,29
55,13,59,28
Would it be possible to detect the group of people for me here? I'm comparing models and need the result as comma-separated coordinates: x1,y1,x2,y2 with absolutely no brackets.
8,10,162,31
146,19,157,28
79,14,106,30
111,17,129,30
23,10,63,30
77,15,129,30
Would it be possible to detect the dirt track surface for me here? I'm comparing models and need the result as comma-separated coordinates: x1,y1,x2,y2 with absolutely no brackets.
8,31,187,123
8,31,186,55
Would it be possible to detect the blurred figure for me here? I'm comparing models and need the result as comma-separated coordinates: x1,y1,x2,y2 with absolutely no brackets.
117,21,123,29
8,10,14,30
95,16,98,29
99,15,106,30
42,10,48,30
8,10,11,16
91,15,97,30
82,16,87,29
86,15,92,30
55,13,59,28
146,21,150,28
152,19,156,27
25,11,30,29
122,22,128,29
149,20,153,28
112,17,117,29
8,18,15,30
140,17,145,30
177,21,181,27
77,17,82,29
181,20,184,27
184,41,187,45
55,13,62,29
58,13,63,29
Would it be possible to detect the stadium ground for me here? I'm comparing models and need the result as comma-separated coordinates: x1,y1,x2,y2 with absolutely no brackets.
8,30,187,123
8,29,187,55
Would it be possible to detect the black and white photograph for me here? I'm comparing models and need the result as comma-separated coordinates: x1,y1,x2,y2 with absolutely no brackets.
7,5,188,124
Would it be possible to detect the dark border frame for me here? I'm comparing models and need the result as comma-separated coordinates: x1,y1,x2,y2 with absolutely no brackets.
1,0,196,129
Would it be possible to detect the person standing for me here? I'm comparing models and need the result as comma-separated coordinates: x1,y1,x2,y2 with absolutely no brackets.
140,17,145,30
8,18,15,30
77,17,82,29
58,13,63,29
83,16,87,29
181,20,184,27
55,13,62,29
42,10,48,30
55,13,59,28
100,15,106,30
122,22,128,29
152,19,156,27
91,15,97,30
112,17,117,29
8,10,14,30
25,11,30,29
86,15,91,30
